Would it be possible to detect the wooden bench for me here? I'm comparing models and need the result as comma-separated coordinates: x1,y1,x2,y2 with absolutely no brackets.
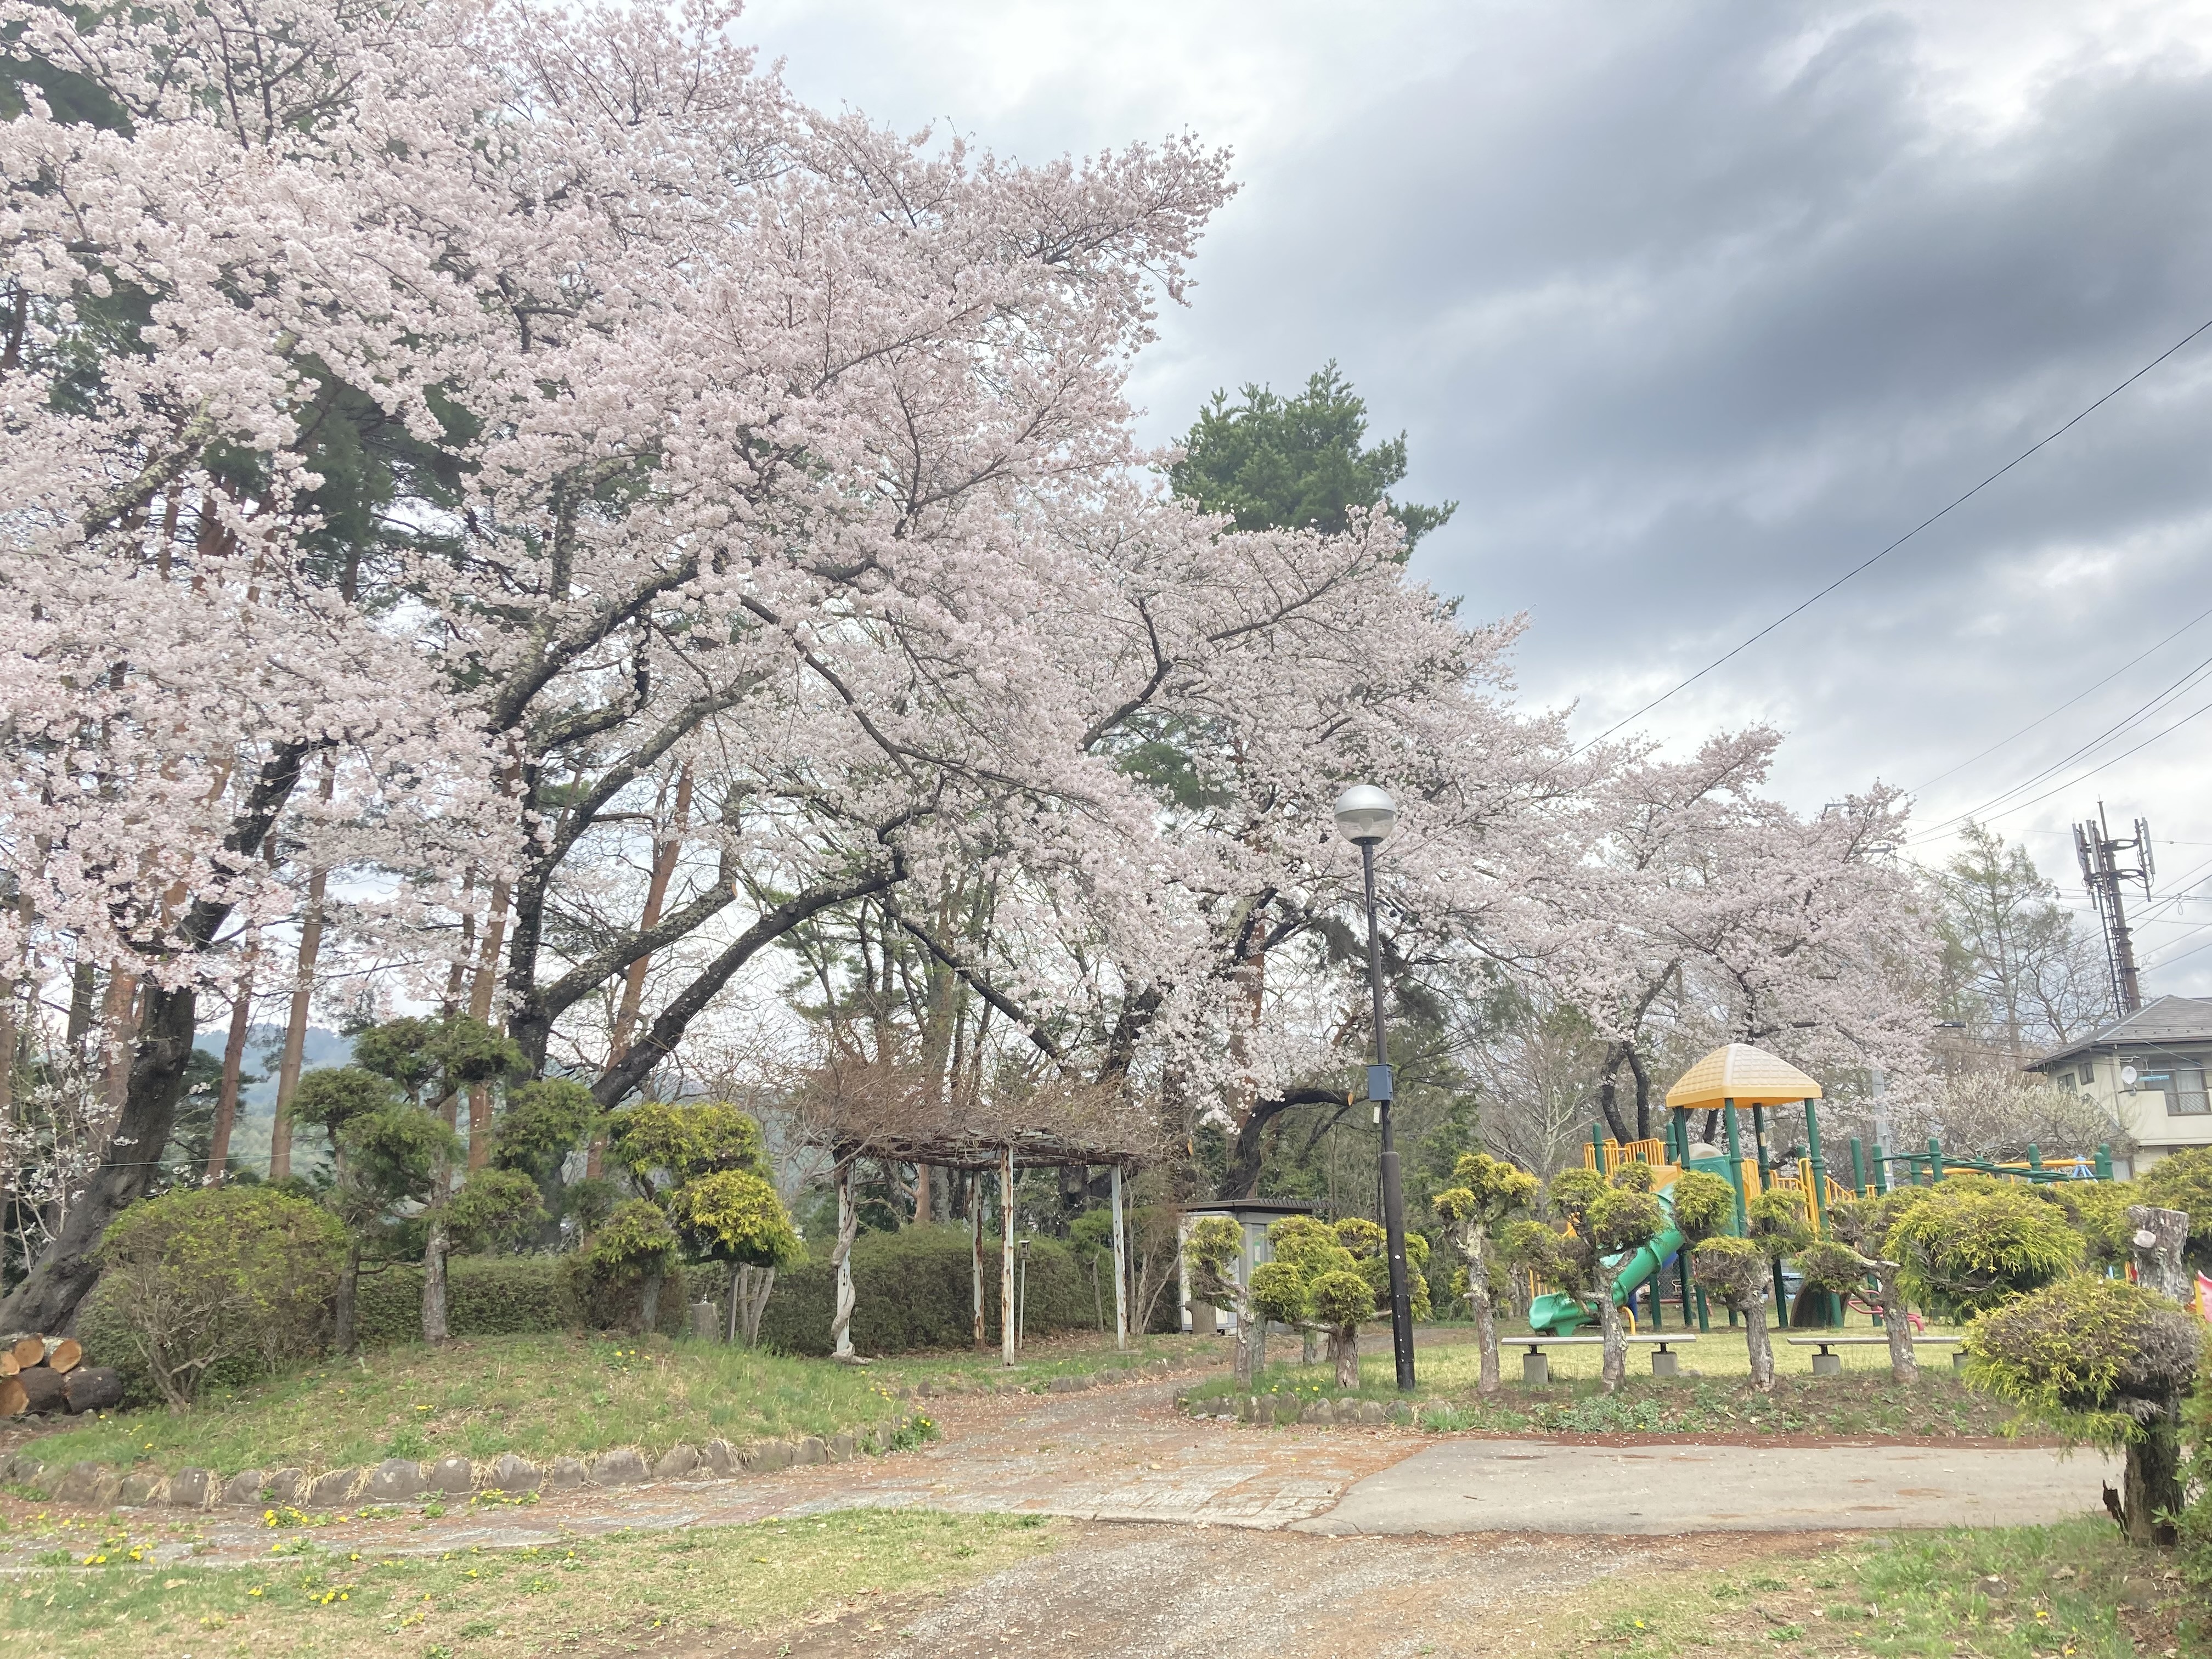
1517,1333,1700,1383
1786,1334,1963,1374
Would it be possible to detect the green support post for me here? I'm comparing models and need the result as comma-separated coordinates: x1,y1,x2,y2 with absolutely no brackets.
1647,1274,1662,1330
1869,1142,1888,1195
1849,1138,1867,1197
1927,1136,1944,1184
2095,1143,2113,1181
1592,1121,1607,1173
1695,1284,1710,1332
1803,1098,1827,1223
1722,1101,1748,1233
2026,1142,2042,1176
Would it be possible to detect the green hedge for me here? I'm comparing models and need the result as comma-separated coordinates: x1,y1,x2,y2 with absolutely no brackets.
82,1254,727,1398
82,1226,1115,1390
352,1256,723,1347
754,1224,1102,1356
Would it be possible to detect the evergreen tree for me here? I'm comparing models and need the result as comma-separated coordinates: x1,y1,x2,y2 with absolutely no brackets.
1170,362,1455,552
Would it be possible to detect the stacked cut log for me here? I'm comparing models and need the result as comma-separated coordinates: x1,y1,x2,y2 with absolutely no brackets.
0,1335,122,1417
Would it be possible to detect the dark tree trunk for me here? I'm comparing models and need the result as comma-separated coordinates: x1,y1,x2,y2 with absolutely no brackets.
1220,1090,1342,1200
591,868,900,1108
2120,1400,2183,1546
422,1218,450,1344
1595,1054,1631,1143
334,1239,361,1353
0,741,309,1336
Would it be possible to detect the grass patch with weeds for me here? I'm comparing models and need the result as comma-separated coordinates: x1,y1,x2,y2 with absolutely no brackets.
0,1508,1063,1657
1549,1518,2196,1657
13,1329,1220,1481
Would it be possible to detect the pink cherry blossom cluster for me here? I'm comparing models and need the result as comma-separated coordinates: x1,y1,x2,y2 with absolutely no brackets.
0,0,1935,1273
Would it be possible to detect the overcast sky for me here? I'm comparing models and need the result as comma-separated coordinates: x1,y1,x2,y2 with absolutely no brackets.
743,0,2212,992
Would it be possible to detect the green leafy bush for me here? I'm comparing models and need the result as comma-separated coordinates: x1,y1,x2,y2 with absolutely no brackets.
92,1187,346,1406
2138,1148,2212,1269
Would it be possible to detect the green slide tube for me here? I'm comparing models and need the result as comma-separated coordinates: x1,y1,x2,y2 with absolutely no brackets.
1527,1187,1688,1336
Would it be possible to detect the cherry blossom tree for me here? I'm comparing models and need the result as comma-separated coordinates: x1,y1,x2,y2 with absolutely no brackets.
1,0,1232,1329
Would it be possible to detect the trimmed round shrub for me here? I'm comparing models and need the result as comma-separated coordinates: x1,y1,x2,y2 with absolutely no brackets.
1889,1176,2081,1317
93,1186,346,1406
1966,1275,2202,1434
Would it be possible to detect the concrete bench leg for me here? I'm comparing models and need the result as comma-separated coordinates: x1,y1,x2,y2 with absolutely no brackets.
1810,1351,1841,1375
1952,1350,1968,1372
1650,1349,1678,1377
1522,1352,1550,1385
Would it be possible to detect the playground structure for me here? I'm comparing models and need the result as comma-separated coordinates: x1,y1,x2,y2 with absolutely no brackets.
1526,1042,2120,1336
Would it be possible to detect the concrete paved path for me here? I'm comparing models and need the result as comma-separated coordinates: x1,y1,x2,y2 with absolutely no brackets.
1300,1436,2119,1536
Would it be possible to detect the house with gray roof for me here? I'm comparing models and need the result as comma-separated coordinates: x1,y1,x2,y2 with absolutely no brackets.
2024,994,2212,1174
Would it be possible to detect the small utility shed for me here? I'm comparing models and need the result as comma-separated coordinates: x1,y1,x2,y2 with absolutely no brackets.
1177,1199,1315,1334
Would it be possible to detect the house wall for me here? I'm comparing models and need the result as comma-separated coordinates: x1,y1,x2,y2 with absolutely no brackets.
2035,1051,2212,1173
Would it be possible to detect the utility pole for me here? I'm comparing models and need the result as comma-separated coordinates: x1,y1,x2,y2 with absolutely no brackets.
2074,804,2153,1017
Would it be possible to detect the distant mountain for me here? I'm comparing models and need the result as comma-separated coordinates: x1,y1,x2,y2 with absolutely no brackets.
190,1025,352,1118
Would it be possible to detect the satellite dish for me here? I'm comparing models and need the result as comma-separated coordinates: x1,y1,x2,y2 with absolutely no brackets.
2120,1064,2140,1088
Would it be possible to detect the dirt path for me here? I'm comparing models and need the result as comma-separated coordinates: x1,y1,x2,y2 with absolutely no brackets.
16,1372,2114,1573
712,1525,1821,1659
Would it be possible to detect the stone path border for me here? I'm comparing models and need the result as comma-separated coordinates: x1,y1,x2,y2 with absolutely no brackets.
2,1355,1187,1517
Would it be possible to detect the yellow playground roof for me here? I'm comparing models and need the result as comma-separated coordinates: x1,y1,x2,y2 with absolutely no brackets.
1664,1042,1822,1109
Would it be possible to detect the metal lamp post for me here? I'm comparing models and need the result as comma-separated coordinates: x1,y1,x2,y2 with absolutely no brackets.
1333,783,1417,1392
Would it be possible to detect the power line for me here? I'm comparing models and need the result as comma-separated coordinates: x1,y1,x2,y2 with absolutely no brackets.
1905,599,2212,795
1575,312,2212,757
1938,692,2212,835
1909,651,2212,842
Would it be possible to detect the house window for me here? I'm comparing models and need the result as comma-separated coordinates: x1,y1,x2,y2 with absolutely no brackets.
2175,1064,2210,1115
2077,1062,2095,1086
2135,1063,2210,1115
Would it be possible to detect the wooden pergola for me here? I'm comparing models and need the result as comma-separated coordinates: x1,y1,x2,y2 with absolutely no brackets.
792,1065,1160,1365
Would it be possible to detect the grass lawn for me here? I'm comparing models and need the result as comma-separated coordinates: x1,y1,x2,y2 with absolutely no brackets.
12,1330,1220,1481
0,1508,1064,1657
1544,1517,2199,1657
1192,1320,2032,1439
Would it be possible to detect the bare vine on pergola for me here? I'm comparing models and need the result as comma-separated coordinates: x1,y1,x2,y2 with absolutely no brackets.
791,1058,1161,1365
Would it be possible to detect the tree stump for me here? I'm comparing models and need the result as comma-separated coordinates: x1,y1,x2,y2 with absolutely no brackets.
61,1368,122,1415
16,1367,66,1415
2127,1205,2190,1304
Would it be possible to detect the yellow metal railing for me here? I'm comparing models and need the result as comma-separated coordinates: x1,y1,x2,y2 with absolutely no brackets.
1582,1137,1670,1175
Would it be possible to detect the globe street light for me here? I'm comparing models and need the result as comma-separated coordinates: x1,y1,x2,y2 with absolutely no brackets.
1332,783,1417,1392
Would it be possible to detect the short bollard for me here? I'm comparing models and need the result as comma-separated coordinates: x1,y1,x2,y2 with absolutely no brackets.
1650,1348,1679,1378
1522,1351,1550,1385
1810,1351,1842,1376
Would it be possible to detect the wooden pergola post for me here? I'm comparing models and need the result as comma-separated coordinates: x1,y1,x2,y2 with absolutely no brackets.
1000,1144,1017,1367
970,1171,986,1351
1110,1163,1128,1350
830,1157,858,1361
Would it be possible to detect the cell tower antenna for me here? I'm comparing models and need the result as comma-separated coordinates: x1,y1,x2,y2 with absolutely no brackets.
2075,803,2153,1017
